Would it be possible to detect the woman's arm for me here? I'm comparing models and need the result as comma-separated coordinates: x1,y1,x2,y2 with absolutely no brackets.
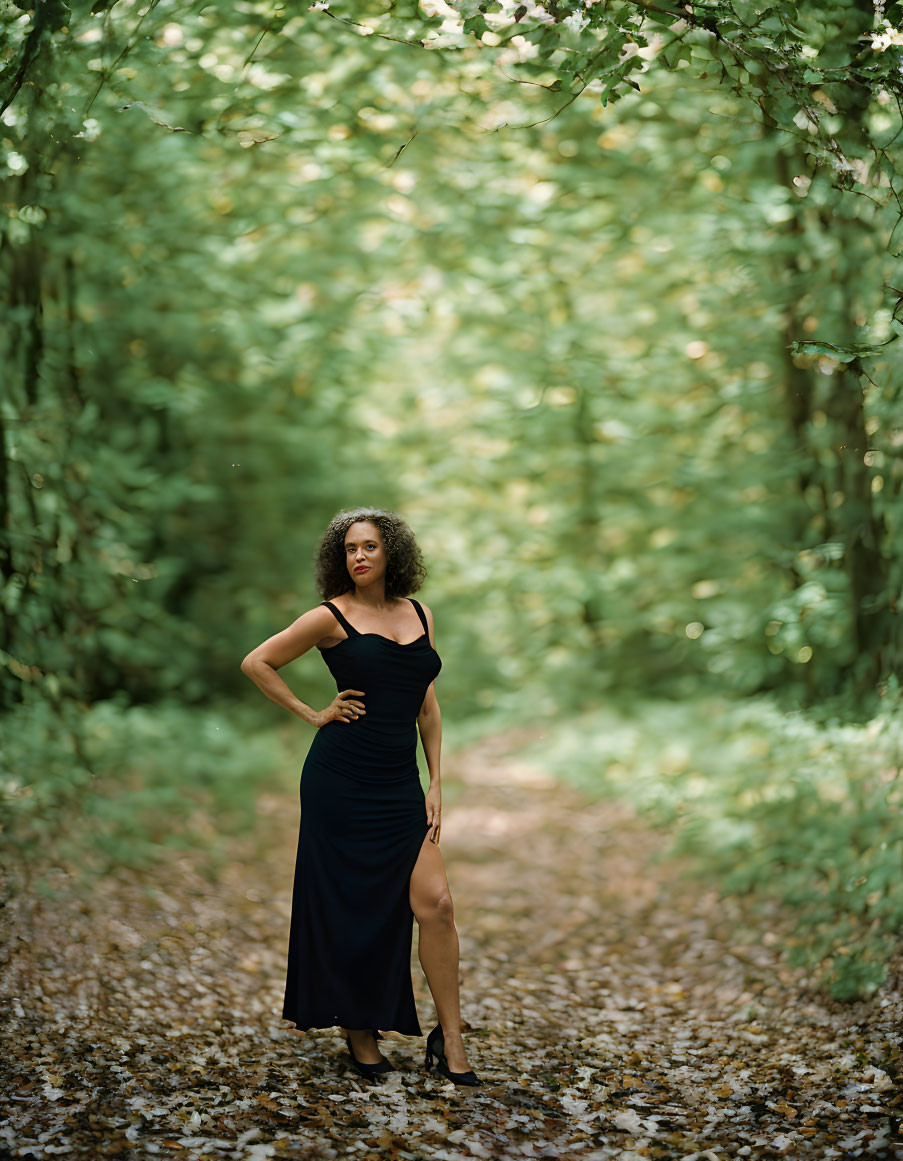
417,602,443,841
418,681,443,843
418,681,442,789
240,605,366,727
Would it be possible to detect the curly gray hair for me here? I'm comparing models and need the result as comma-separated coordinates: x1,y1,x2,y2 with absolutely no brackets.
314,507,427,599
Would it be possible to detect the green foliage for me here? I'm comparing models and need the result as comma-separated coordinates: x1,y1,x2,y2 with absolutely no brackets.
2,0,899,716
524,685,903,999
0,694,290,884
1,0,401,715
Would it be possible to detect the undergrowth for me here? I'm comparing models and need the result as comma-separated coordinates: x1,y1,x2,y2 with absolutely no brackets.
522,680,903,1001
1,693,291,892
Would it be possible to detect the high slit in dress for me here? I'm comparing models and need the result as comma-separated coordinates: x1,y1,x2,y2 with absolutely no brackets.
281,597,441,1036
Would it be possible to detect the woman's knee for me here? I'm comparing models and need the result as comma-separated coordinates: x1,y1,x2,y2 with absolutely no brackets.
415,888,455,927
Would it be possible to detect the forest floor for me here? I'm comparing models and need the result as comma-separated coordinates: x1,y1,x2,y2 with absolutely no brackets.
2,728,902,1160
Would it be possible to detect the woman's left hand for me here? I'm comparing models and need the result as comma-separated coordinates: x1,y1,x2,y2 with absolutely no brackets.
425,784,441,844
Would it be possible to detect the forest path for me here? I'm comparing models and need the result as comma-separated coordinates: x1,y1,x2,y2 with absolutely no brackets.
2,730,901,1159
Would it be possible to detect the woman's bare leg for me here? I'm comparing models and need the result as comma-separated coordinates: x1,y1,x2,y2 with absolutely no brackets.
409,835,472,1074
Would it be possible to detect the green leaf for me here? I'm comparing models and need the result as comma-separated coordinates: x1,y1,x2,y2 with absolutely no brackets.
463,16,488,37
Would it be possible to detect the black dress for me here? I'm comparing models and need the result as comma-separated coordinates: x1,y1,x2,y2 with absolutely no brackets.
282,597,441,1036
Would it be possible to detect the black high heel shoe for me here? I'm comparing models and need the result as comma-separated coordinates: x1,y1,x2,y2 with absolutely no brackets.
345,1034,395,1082
425,1024,481,1087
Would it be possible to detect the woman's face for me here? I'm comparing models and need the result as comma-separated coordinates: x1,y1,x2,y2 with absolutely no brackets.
344,521,387,587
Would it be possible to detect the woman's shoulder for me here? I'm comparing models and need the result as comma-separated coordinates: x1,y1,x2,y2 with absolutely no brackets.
305,599,348,632
408,596,434,625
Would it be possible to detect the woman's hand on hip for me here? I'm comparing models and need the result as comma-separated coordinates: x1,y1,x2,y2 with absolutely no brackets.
425,784,441,844
315,689,366,727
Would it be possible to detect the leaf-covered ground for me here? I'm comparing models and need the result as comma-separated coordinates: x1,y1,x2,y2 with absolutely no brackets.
2,730,902,1159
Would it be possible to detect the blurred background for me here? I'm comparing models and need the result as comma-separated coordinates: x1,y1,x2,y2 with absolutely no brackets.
2,0,902,999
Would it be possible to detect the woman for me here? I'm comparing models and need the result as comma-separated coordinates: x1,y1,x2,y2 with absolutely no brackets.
240,507,480,1086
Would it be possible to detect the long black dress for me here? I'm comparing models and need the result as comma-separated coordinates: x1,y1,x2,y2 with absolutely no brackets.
282,597,441,1036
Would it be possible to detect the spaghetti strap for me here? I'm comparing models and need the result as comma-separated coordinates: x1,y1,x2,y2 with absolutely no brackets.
407,597,429,636
321,600,360,638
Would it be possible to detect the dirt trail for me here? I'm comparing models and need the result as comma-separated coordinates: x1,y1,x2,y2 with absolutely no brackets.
2,731,901,1159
